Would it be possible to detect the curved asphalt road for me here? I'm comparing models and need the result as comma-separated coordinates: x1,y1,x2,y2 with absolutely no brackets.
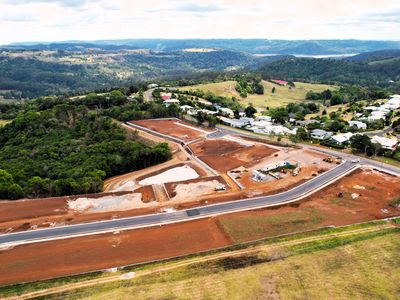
1,125,399,246
0,161,358,246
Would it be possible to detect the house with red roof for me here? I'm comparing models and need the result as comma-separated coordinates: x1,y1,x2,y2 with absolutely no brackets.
271,80,288,86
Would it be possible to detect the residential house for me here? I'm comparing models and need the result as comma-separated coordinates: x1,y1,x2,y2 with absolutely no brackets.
180,105,196,115
296,119,319,127
368,111,387,122
161,92,172,101
331,132,353,145
256,115,272,122
164,99,179,107
219,107,234,118
198,109,218,115
249,123,297,135
220,116,254,128
147,83,158,89
311,129,333,140
271,80,288,86
371,136,399,151
348,120,367,130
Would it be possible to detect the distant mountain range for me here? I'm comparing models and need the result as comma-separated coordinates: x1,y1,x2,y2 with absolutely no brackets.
4,39,400,55
1,40,400,99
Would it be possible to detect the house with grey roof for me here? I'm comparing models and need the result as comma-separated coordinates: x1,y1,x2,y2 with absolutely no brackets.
310,129,333,140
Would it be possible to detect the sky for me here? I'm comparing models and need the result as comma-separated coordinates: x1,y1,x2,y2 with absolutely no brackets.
0,0,400,44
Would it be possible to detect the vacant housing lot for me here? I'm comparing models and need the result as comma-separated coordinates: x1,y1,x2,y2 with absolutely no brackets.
133,119,212,142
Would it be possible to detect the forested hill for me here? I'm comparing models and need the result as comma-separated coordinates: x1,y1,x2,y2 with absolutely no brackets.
7,39,400,55
0,50,257,99
344,49,400,62
258,56,400,90
0,91,175,200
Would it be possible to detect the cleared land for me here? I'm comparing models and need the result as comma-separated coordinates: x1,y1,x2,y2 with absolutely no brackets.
189,138,278,172
179,80,338,109
0,121,368,234
1,222,398,299
133,119,212,142
0,169,399,286
219,168,400,242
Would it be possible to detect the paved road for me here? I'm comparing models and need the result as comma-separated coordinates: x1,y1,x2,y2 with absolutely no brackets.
1,126,399,246
216,124,400,174
364,126,393,137
0,160,379,246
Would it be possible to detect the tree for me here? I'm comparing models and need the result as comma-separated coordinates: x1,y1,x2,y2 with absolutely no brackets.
253,82,264,95
244,106,257,118
8,184,24,200
269,107,288,124
321,89,332,100
330,94,343,106
350,134,373,154
272,87,276,93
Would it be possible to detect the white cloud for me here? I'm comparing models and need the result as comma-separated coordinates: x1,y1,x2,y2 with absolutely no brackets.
0,0,399,44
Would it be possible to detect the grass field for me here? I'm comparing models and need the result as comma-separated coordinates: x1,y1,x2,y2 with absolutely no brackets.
21,225,399,300
218,208,326,243
179,80,338,109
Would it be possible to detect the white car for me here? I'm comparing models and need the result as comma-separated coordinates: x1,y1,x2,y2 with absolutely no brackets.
351,158,360,163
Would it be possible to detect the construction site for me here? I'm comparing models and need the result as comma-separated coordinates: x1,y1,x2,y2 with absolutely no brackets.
1,167,400,286
0,118,400,287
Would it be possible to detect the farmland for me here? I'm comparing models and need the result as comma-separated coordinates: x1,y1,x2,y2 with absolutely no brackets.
179,80,338,109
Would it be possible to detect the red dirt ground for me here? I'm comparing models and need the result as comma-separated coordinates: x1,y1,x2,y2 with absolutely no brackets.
0,194,159,234
135,186,155,203
133,120,210,142
190,139,244,156
218,168,400,241
0,219,231,285
0,169,398,285
190,139,278,172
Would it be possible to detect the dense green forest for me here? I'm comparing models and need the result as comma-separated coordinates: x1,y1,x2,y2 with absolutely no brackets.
0,91,173,200
0,56,126,99
258,56,400,90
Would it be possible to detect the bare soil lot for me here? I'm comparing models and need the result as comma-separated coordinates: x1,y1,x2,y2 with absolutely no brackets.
218,168,400,242
0,219,231,285
0,192,158,234
133,119,211,142
235,148,335,193
190,139,278,172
